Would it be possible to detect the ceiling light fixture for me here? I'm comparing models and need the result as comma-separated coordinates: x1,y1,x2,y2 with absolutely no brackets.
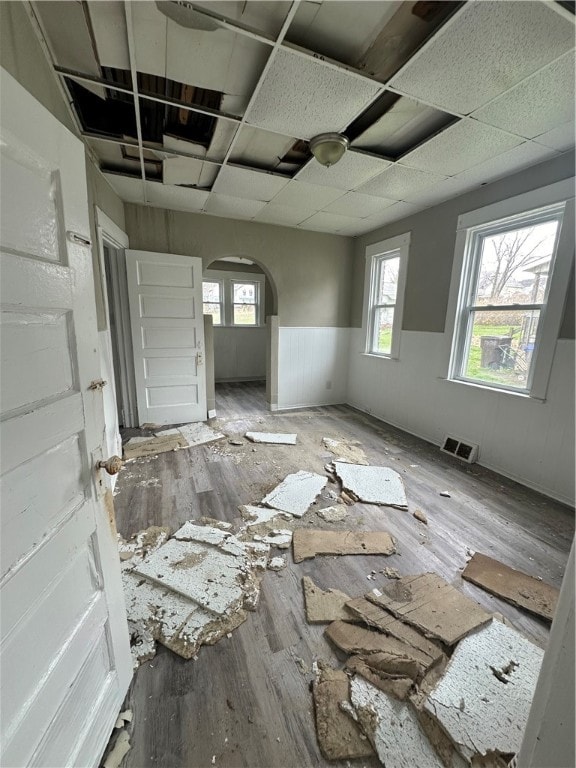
309,133,349,168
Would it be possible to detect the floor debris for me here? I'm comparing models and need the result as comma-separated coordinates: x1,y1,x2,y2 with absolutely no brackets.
123,433,188,459
262,470,328,517
317,505,348,522
322,437,369,465
367,573,493,645
302,576,356,623
239,505,292,528
345,655,415,700
424,619,544,760
120,522,269,666
413,509,428,524
245,431,297,444
382,567,400,580
114,710,133,729
157,422,225,447
268,556,286,571
293,529,396,563
103,729,131,768
462,552,559,621
312,662,375,760
334,462,408,508
253,529,293,549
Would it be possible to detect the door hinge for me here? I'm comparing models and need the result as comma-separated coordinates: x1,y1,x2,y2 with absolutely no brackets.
88,379,108,391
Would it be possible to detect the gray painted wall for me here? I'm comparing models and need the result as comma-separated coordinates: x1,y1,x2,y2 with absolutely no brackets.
351,152,576,338
124,205,355,327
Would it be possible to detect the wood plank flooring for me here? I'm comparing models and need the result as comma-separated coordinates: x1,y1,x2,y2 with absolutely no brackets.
114,382,574,768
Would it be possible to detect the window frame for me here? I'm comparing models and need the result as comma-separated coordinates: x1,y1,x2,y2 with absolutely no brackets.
362,232,410,360
231,279,260,327
203,269,265,328
202,278,224,326
445,178,575,401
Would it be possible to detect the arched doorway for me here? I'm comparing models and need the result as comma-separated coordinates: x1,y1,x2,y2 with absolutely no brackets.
202,256,278,413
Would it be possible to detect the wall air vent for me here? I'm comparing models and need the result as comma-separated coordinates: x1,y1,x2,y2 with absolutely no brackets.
440,435,479,464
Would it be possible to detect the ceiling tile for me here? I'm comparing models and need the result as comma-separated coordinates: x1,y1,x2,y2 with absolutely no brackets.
230,126,296,171
298,211,359,234
365,201,422,228
146,182,209,212
163,157,219,188
296,151,391,190
389,1,575,114
270,180,345,209
336,220,378,237
473,52,576,139
245,48,381,139
254,205,314,227
356,164,446,200
204,194,266,219
400,120,523,176
449,141,561,188
103,173,145,204
533,121,576,152
212,166,289,201
87,1,130,70
322,192,395,218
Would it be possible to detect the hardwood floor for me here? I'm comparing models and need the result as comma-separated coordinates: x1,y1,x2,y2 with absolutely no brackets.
114,382,574,768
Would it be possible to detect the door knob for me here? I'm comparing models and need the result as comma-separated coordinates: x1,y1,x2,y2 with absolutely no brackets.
97,455,123,475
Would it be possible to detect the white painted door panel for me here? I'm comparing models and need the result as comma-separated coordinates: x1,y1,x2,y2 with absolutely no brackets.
126,249,207,425
0,69,131,767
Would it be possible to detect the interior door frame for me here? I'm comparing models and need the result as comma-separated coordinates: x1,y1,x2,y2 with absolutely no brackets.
95,207,138,428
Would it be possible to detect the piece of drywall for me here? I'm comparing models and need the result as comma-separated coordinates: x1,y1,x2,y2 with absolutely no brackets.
124,206,354,327
350,151,576,337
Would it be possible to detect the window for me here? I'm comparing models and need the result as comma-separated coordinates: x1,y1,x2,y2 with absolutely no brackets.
363,233,410,358
232,281,258,326
203,270,265,327
447,179,574,399
203,280,222,325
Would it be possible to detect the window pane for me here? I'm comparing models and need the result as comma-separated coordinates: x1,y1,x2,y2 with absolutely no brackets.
373,307,395,354
462,308,541,390
203,303,221,324
233,282,256,303
203,281,220,302
233,304,256,325
377,256,400,303
475,221,559,306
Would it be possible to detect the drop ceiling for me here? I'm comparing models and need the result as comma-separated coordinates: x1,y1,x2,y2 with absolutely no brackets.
32,0,575,237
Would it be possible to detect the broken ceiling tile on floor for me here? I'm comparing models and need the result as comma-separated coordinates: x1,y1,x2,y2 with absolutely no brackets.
293,529,396,563
239,504,292,527
245,431,297,444
344,655,414,700
252,529,293,549
317,505,348,522
345,597,444,667
322,437,369,465
261,470,328,517
174,422,225,447
302,576,356,624
462,552,559,621
424,619,544,761
347,676,450,768
312,662,375,761
367,573,493,645
123,433,188,459
268,556,286,571
334,461,408,508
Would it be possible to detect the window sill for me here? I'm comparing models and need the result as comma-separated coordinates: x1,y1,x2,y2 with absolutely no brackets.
361,352,399,362
440,377,546,402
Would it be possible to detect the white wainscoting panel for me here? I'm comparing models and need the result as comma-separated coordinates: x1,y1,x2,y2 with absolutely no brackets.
347,330,575,505
278,327,350,409
213,326,266,382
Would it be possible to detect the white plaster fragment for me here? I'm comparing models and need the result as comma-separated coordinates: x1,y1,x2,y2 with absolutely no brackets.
322,437,369,465
245,431,297,444
334,462,408,508
424,619,544,759
268,556,286,571
318,505,348,522
173,521,229,546
240,505,292,527
257,529,293,549
178,422,225,447
114,710,133,729
103,729,131,768
349,677,449,768
262,470,328,517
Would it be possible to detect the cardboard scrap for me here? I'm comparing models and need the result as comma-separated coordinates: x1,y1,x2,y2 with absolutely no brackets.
345,656,414,700
367,573,492,646
312,663,375,761
346,597,444,666
123,433,187,459
424,619,544,760
302,576,356,623
293,529,396,563
334,462,408,508
462,552,559,622
245,431,297,445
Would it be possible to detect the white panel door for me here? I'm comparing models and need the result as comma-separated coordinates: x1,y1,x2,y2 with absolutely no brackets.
0,69,131,767
126,249,207,425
